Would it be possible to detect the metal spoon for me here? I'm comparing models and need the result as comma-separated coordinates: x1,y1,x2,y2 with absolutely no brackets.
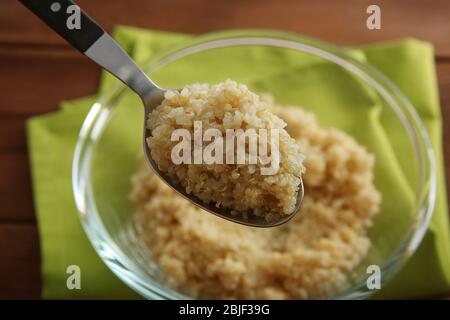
20,0,304,227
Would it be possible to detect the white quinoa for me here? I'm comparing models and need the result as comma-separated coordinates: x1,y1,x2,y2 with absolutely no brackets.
146,80,305,221
132,99,381,299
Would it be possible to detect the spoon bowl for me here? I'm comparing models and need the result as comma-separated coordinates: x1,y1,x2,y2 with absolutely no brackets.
141,88,304,227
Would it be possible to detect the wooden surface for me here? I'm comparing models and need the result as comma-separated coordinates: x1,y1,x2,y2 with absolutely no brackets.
0,0,449,299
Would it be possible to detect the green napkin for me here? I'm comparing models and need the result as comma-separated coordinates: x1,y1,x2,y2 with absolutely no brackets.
27,26,450,299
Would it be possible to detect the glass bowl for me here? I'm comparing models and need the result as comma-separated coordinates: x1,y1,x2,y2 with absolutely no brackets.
72,30,436,299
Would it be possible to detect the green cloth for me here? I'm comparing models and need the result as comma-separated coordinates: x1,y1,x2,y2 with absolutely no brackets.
27,26,450,299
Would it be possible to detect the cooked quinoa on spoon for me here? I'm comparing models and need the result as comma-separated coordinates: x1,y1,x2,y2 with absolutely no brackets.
146,80,305,222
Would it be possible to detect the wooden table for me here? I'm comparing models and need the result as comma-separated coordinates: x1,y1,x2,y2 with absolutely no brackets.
0,0,449,299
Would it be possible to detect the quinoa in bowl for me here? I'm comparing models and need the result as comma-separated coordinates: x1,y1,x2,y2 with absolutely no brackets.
132,98,381,299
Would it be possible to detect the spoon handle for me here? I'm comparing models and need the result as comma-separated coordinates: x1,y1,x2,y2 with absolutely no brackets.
19,0,159,97
19,0,103,52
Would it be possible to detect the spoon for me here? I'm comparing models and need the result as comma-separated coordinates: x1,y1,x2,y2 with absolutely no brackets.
20,0,304,227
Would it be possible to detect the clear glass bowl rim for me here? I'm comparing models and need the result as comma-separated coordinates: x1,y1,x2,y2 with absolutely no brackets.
72,29,437,300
